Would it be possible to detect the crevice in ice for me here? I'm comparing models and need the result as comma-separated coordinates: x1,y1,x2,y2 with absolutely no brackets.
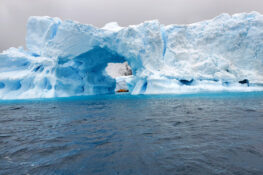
161,27,167,57
141,81,148,93
199,78,219,82
33,65,44,72
179,79,194,85
31,53,40,57
49,22,60,40
223,82,230,86
239,79,249,86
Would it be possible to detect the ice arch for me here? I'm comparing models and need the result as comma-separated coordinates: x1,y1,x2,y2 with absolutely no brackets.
54,47,129,96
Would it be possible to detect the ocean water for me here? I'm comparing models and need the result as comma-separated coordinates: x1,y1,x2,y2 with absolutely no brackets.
0,92,263,175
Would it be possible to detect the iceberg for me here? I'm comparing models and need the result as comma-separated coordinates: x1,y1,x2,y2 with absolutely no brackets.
1,12,263,99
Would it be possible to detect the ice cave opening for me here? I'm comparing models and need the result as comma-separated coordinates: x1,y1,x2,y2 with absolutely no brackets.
105,61,133,93
105,62,132,78
54,47,133,96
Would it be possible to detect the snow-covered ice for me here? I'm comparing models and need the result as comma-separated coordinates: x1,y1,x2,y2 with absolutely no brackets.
0,12,263,99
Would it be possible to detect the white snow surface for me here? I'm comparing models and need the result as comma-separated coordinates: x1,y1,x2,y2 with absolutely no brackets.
105,62,132,78
1,12,263,99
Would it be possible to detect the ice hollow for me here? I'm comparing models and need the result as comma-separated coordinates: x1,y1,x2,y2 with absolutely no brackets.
1,12,263,99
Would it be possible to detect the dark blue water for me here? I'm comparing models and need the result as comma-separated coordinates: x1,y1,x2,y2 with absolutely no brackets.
1,92,263,175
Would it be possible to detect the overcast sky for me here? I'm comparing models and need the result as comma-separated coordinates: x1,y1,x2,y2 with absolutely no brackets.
1,0,263,51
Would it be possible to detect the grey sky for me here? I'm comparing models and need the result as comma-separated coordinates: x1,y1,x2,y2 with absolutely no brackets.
1,0,263,51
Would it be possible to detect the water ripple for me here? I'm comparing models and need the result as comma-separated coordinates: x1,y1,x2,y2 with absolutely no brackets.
0,93,263,174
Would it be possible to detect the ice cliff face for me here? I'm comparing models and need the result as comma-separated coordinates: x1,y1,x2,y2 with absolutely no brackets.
0,12,263,99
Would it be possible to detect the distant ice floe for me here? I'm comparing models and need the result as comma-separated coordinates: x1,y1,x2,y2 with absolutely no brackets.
0,12,263,99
